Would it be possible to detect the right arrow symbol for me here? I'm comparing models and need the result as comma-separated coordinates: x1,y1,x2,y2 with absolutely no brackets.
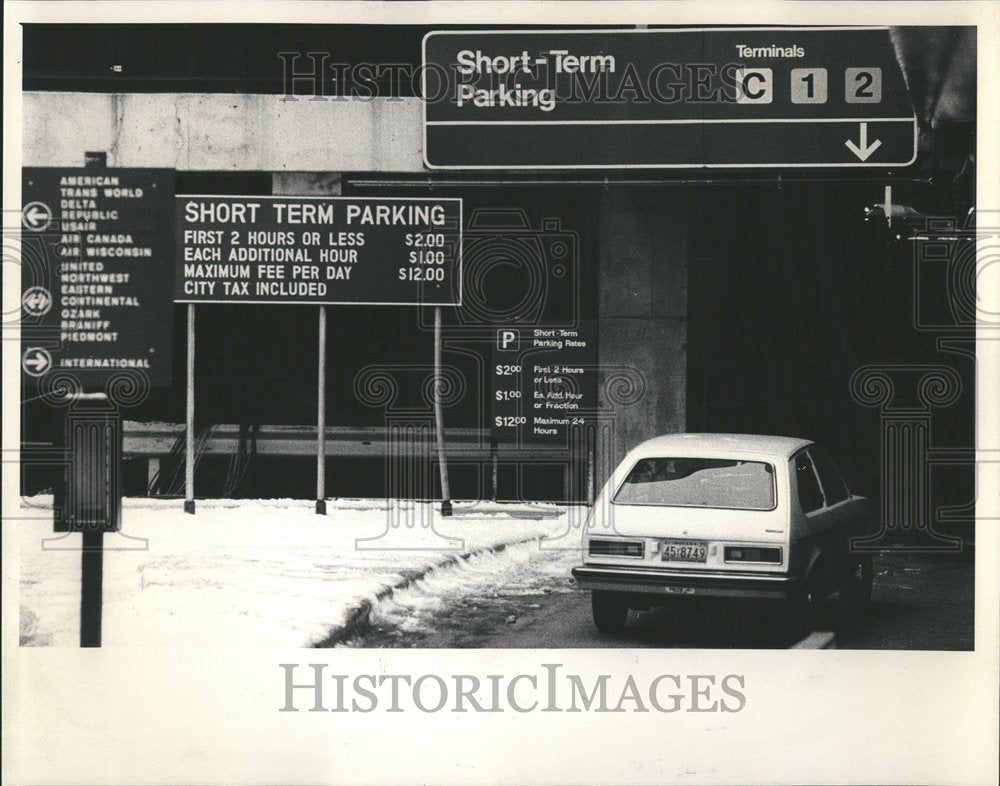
22,347,52,377
845,122,882,161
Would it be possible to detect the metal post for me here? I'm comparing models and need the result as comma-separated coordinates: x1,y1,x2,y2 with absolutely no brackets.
433,307,452,516
147,457,160,496
316,305,327,515
65,393,118,648
184,303,196,514
80,530,104,646
587,429,596,505
490,436,499,503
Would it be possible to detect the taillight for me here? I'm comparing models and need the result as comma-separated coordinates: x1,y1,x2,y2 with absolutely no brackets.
588,538,644,558
724,546,781,564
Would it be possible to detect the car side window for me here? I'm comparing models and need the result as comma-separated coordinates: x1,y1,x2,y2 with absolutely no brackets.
809,447,849,506
794,451,824,513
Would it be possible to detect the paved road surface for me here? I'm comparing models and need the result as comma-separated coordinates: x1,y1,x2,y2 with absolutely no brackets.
345,542,974,650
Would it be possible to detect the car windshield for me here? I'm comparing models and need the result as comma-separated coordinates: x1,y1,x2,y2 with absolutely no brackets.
613,457,776,510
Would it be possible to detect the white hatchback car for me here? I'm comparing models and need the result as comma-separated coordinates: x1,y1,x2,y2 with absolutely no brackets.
572,433,875,636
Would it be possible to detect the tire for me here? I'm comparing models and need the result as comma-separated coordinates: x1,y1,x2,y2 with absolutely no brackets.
838,554,874,627
782,572,823,642
591,591,629,635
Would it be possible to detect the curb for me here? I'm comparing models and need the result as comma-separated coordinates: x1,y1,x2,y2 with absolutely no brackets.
312,536,543,647
791,630,837,649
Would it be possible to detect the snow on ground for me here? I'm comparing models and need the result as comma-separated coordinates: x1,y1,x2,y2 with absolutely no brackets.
363,538,581,637
16,496,581,648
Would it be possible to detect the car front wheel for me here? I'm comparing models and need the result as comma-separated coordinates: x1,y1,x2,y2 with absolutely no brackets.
591,590,629,635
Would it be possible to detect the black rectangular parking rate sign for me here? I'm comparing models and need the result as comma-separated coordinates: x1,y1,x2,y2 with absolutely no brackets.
175,196,463,306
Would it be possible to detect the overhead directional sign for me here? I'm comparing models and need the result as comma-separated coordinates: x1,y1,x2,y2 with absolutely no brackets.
422,27,918,168
21,167,176,388
174,196,462,306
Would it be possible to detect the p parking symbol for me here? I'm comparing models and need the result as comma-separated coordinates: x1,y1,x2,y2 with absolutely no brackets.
497,329,519,351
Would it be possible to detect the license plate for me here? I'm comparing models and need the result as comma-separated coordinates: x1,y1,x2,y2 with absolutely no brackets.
661,540,708,563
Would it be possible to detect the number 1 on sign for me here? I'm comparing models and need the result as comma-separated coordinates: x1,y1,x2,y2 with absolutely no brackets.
790,68,827,104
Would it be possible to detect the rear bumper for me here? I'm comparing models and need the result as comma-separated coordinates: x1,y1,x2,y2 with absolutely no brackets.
571,564,797,600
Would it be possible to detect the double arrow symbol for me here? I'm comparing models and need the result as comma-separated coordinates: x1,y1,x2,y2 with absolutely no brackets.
845,122,883,162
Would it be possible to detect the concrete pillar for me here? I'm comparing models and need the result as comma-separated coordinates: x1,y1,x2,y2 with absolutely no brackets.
23,93,425,171
596,188,688,482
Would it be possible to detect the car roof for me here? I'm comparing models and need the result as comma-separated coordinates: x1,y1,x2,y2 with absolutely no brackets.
627,433,814,461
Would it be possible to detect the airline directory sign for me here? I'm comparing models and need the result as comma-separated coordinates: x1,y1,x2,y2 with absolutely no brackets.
423,27,917,168
20,167,175,388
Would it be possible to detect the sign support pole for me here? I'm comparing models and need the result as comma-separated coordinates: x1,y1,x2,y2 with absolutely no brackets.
62,390,120,648
184,303,196,514
433,307,452,516
80,529,104,646
491,436,499,503
316,305,327,515
587,434,596,505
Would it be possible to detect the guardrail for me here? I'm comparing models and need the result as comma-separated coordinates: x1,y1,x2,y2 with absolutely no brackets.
123,421,592,500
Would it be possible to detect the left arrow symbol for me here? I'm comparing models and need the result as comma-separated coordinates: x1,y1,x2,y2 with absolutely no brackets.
22,347,52,376
845,122,882,162
21,201,53,231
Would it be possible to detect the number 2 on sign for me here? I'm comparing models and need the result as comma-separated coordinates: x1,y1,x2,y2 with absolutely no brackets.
845,67,881,103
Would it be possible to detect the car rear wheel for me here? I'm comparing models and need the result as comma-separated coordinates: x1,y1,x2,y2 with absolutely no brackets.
782,572,823,642
838,554,874,626
591,591,629,635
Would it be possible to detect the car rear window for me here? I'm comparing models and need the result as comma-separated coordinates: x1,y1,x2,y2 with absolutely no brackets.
613,457,776,510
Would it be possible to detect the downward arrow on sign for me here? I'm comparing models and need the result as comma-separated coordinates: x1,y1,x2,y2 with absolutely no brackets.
845,122,882,161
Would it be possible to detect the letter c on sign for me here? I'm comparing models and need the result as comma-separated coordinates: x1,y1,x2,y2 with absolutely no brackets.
736,68,772,104
744,73,765,98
